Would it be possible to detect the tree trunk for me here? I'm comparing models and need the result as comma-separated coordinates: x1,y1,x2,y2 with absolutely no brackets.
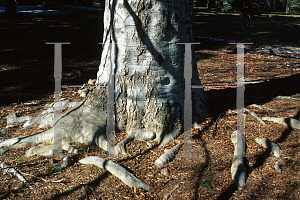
0,0,209,157
5,0,17,17
285,0,290,14
96,0,209,144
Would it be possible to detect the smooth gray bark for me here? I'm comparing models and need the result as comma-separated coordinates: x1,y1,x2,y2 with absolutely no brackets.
97,0,208,145
0,0,208,157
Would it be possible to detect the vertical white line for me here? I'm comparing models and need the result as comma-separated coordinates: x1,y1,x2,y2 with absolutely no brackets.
46,42,70,157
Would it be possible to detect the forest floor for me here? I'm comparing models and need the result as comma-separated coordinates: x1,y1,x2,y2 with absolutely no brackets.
0,6,300,200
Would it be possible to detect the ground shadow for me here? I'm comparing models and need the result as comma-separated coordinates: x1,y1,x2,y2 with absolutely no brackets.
206,73,300,120
0,7,104,107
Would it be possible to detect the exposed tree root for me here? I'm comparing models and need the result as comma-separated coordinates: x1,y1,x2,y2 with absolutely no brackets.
193,122,203,130
79,156,151,191
244,108,265,125
0,148,9,155
274,161,281,172
247,104,273,110
254,137,281,158
272,95,299,100
6,113,33,126
262,117,300,130
54,157,74,173
1,87,185,158
0,88,111,156
230,131,246,190
153,142,184,169
158,129,182,148
0,128,14,134
1,162,33,189
114,129,156,155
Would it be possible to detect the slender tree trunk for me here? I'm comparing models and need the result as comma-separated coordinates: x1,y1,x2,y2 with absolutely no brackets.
285,0,290,14
5,0,17,17
96,0,209,144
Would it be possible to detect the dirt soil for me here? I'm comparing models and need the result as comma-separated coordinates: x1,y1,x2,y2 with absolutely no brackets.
1,9,300,200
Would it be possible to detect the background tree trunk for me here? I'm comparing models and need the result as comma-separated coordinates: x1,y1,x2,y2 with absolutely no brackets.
96,0,209,144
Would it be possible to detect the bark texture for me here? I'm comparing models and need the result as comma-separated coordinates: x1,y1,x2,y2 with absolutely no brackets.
97,0,208,144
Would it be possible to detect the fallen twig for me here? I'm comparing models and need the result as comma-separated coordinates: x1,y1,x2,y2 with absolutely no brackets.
20,172,65,183
163,183,181,200
211,111,226,136
1,162,33,189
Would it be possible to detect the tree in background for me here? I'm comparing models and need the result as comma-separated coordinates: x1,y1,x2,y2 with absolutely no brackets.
224,0,300,15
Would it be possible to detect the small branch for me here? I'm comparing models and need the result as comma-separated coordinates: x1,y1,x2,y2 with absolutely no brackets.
163,183,181,200
1,162,33,189
211,111,226,136
20,172,65,183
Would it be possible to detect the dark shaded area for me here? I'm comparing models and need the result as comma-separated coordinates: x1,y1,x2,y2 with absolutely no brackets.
192,132,213,199
193,7,300,48
206,73,300,120
48,171,110,199
0,6,104,106
4,0,17,17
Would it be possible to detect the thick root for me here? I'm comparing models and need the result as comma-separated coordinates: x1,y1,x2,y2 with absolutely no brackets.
0,128,54,148
230,131,246,190
0,148,9,155
158,129,181,148
244,108,265,125
255,137,281,158
0,128,14,134
153,142,184,169
262,117,300,130
79,156,151,191
26,143,80,157
231,157,246,190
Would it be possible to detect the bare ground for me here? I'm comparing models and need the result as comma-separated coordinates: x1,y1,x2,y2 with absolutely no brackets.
1,45,299,199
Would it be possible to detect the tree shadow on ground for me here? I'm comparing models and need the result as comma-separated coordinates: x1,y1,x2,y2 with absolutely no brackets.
206,73,300,120
48,171,110,200
0,10,104,107
193,8,300,46
204,72,299,199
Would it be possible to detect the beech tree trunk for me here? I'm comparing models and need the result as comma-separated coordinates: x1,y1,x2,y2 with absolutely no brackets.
96,0,209,144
